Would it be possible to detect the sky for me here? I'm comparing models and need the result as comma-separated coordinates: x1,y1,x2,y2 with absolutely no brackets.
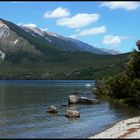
0,1,140,53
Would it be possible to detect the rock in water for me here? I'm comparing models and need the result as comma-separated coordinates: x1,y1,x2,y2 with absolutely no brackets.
68,95,79,104
78,97,100,104
47,105,58,113
65,110,80,118
68,95,100,104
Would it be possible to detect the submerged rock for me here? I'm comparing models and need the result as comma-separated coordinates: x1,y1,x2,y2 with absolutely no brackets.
65,110,80,118
47,105,58,113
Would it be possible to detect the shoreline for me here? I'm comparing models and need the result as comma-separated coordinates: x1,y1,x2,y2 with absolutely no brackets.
89,116,140,139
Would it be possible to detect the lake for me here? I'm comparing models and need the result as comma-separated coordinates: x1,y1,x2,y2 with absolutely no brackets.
0,80,139,138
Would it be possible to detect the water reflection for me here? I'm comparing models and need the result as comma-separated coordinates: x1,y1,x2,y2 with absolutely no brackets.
68,104,78,110
0,83,6,110
65,117,80,123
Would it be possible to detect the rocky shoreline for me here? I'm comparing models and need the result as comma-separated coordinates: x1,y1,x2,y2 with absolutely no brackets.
89,116,140,139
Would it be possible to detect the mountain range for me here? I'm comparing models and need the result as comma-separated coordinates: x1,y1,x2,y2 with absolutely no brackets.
0,18,119,59
0,18,128,80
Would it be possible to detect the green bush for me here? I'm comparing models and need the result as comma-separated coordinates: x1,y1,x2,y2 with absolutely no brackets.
95,41,140,108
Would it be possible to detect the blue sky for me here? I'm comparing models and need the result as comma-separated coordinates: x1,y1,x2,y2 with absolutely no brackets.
0,1,140,53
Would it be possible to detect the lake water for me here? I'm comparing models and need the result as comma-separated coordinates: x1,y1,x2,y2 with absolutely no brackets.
0,80,139,138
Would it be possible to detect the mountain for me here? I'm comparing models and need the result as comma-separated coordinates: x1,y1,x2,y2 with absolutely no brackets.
99,48,121,55
0,18,112,62
0,18,129,80
20,25,110,55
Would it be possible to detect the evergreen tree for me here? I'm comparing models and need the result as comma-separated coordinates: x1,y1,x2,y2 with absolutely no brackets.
95,40,140,107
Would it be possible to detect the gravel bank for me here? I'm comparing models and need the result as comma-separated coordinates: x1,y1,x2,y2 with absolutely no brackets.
89,116,140,139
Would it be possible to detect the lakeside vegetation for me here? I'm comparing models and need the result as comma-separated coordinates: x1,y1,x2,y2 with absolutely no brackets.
95,40,140,108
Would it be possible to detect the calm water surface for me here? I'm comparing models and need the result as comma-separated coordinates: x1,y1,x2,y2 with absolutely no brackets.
0,80,139,138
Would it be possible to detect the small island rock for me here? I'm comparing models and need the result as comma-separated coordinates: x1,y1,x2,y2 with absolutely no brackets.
47,105,58,113
65,110,80,118
68,95,79,104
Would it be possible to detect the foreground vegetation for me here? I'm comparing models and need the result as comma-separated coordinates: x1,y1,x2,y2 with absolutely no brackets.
95,41,140,108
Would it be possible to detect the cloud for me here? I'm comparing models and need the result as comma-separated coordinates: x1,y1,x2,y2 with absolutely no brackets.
44,7,70,19
69,34,78,39
21,23,37,27
103,35,128,46
56,13,100,28
69,26,106,39
100,2,140,11
18,23,48,32
78,26,106,36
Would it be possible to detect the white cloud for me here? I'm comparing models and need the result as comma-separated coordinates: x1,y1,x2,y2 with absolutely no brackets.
22,23,37,27
44,7,70,19
100,2,140,11
18,23,49,32
69,26,106,39
103,35,128,46
78,26,106,36
56,13,100,28
69,34,78,39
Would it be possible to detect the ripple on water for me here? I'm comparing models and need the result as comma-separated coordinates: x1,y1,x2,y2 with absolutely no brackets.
0,80,139,138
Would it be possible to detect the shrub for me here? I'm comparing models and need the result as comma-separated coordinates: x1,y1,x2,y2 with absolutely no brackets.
95,40,140,108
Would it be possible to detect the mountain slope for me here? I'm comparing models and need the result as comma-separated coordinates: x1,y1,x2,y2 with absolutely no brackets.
0,51,129,79
0,20,40,57
20,25,110,54
0,18,111,62
0,18,60,55
99,48,121,55
0,18,129,80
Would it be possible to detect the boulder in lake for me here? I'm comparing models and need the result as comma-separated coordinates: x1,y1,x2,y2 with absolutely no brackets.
68,95,79,104
78,97,100,104
47,105,58,113
68,95,100,105
65,110,80,118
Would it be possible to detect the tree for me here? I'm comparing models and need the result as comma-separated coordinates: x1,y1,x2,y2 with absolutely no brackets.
136,40,140,51
95,40,140,108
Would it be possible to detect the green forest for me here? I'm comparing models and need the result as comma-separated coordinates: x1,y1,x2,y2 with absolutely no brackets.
0,52,128,80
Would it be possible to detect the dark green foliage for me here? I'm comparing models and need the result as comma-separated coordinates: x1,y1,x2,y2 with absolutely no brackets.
136,40,140,50
0,51,128,80
125,50,140,79
95,43,140,108
5,51,40,64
